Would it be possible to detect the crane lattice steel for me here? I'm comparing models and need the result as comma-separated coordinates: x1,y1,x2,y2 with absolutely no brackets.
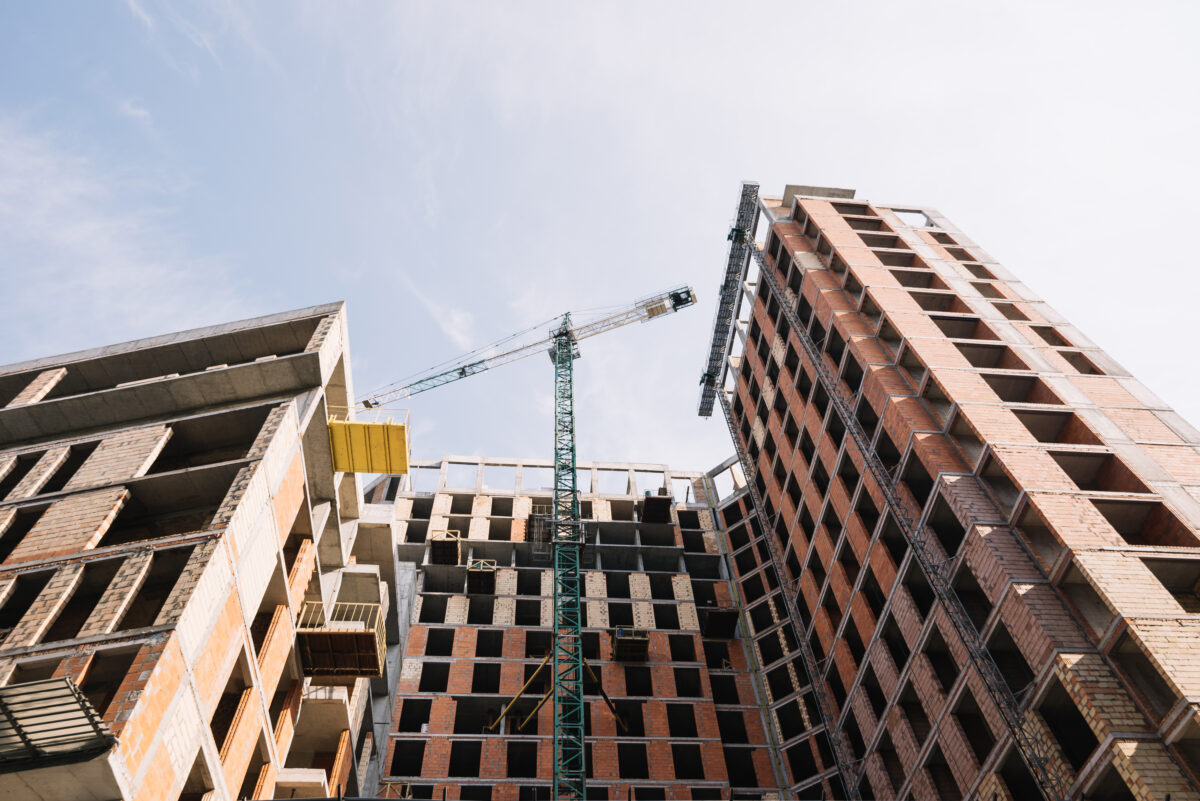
361,286,696,800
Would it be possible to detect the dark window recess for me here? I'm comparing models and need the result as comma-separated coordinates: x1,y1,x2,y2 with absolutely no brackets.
476,629,503,658
710,674,739,704
397,700,431,732
674,667,703,697
115,546,194,631
899,682,931,746
0,508,46,563
39,443,100,495
875,431,902,475
952,566,992,632
426,628,454,656
902,564,936,627
1111,631,1176,720
900,456,935,511
723,746,759,787
0,453,42,499
672,744,704,780
878,514,907,568
1012,410,1102,446
858,567,886,619
624,665,653,696
855,490,880,534
927,494,967,557
1050,451,1148,494
877,730,906,794
1091,499,1199,548
1038,679,1098,772
0,570,53,642
988,624,1035,697
717,709,749,743
618,743,650,779
390,740,426,776
980,372,1063,404
787,740,819,783
860,664,886,718
419,662,450,692
42,559,123,643
614,700,645,736
953,687,996,765
923,625,959,694
924,742,962,801
448,741,482,777
881,615,910,672
78,647,138,720
667,704,698,738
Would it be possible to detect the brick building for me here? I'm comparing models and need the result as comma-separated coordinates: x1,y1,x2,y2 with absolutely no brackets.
0,303,406,800
701,182,1200,800
371,456,781,800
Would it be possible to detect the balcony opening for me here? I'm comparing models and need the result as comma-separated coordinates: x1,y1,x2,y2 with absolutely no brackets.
953,687,996,765
948,412,984,468
1060,350,1104,375
209,652,252,752
724,746,760,786
674,667,703,697
877,730,905,794
0,569,53,644
910,290,971,314
1038,678,1098,772
448,741,482,777
42,558,123,643
149,405,271,474
981,372,1063,405
1060,564,1114,637
710,674,739,704
860,663,886,718
0,507,47,562
902,563,934,619
924,741,961,801
1050,451,1148,493
842,357,864,396
1085,762,1136,801
618,743,650,779
471,663,500,694
717,709,748,743
666,703,698,738
926,494,966,557
980,456,1021,518
878,319,902,357
1014,503,1061,571
39,442,99,495
952,566,991,632
881,614,910,672
878,514,907,568
1013,409,1101,445
859,567,886,619
1111,630,1176,721
1091,499,1198,547
923,625,959,693
397,699,431,732
956,342,1028,371
900,456,935,511
987,624,1035,699
931,315,998,341
99,472,234,546
624,665,653,696
1141,556,1200,612
426,628,454,656
390,739,426,776
899,682,931,746
0,453,42,499
418,662,449,692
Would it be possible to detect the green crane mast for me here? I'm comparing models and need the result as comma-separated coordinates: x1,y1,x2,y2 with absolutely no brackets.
360,287,697,800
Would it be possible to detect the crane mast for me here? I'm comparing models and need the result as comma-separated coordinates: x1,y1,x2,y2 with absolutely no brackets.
360,286,696,800
549,315,585,799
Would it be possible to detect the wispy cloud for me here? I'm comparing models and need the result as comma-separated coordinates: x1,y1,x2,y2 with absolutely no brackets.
402,277,476,351
0,118,250,363
118,98,152,123
123,0,153,31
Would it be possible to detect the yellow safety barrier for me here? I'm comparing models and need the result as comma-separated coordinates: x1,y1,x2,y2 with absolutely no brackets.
327,406,410,474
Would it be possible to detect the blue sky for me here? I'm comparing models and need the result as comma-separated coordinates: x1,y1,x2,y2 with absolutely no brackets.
1,2,1198,471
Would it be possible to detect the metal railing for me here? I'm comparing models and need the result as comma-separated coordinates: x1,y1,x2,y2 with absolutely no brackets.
296,601,387,674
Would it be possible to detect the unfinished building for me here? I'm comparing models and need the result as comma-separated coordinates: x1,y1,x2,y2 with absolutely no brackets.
701,182,1200,800
369,456,779,800
0,303,407,800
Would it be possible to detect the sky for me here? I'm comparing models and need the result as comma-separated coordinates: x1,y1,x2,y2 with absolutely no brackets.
1,2,1198,474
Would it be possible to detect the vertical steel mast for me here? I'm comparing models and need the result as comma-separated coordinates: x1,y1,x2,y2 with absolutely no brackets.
551,315,585,800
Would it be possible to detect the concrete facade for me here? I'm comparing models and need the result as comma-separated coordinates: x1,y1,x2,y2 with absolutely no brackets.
0,303,405,800
708,183,1200,800
370,457,781,800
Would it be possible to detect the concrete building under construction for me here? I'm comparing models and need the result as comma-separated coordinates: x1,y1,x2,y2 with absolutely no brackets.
699,182,1200,801
3,182,1200,801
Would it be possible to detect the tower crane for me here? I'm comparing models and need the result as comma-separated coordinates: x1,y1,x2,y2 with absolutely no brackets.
359,286,697,800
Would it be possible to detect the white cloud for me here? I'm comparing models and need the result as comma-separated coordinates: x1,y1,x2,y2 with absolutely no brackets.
123,0,153,30
402,277,477,351
118,98,152,123
0,119,250,363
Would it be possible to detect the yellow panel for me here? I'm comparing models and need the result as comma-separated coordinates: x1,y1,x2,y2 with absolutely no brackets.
328,420,409,474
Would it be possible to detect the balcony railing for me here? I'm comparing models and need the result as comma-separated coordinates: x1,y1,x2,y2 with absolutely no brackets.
295,601,386,677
